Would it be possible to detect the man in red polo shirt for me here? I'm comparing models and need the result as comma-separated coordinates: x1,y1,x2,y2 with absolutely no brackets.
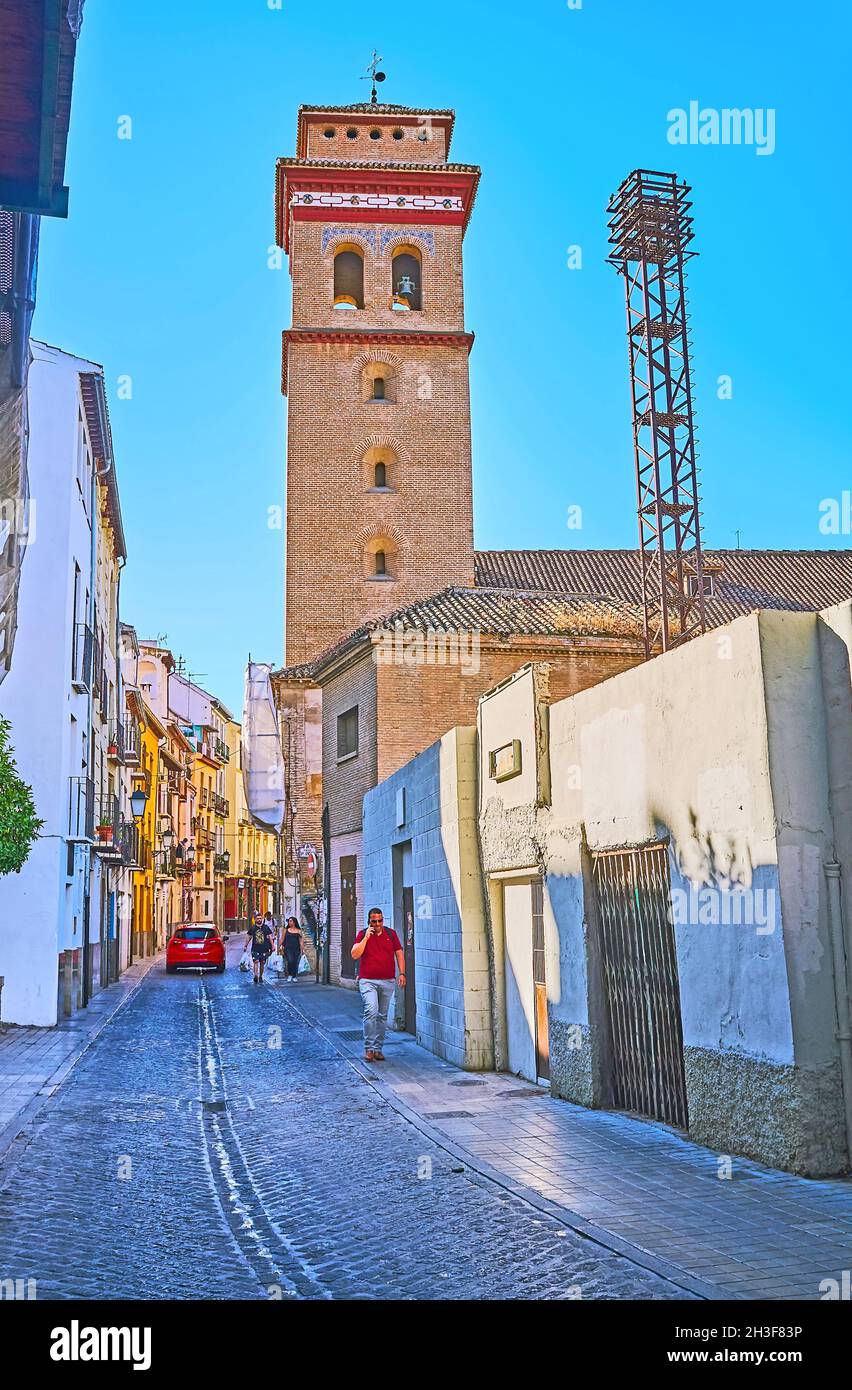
351,907,405,1062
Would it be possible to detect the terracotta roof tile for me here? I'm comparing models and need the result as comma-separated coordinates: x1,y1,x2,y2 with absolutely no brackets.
474,549,852,623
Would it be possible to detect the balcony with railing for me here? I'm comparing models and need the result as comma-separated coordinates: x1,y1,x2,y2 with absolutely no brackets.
71,623,93,693
94,790,122,858
123,715,140,766
106,720,125,763
120,818,142,869
68,776,95,841
92,627,104,704
213,794,228,817
154,849,176,879
213,736,229,764
213,852,230,874
174,843,196,876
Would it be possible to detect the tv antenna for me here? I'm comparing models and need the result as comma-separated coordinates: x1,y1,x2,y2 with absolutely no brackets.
361,50,386,105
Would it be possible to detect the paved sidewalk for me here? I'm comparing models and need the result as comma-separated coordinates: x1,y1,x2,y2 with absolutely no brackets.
277,977,852,1301
0,956,158,1158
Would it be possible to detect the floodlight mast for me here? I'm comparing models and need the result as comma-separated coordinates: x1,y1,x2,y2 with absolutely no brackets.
607,169,707,657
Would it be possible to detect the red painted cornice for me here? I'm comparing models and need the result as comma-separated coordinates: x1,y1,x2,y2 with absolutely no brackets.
275,161,480,252
281,327,475,395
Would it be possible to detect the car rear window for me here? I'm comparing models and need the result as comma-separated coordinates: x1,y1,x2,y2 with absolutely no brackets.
174,928,215,941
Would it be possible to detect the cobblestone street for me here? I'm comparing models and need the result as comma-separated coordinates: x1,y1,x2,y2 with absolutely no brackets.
0,946,691,1301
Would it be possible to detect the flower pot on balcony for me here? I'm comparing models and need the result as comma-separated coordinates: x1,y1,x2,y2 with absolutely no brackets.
97,824,114,844
107,742,118,756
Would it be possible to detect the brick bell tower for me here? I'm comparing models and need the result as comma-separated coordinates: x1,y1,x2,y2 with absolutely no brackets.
276,98,480,666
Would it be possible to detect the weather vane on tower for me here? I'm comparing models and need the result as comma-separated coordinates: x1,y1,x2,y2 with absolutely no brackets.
361,50,386,105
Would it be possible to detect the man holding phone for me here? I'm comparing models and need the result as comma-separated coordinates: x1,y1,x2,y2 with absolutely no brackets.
351,907,405,1062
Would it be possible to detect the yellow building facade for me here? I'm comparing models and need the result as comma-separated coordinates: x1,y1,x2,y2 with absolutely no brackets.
223,719,279,931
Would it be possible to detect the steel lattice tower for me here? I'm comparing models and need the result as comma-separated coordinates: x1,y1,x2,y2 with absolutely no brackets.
607,169,706,656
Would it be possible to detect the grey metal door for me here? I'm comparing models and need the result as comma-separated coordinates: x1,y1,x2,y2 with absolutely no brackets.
339,856,357,980
591,841,688,1129
402,886,416,1035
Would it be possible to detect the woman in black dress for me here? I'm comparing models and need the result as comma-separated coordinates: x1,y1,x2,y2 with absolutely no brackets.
281,916,304,984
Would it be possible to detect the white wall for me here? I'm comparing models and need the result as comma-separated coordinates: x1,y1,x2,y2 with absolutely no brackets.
0,344,100,1024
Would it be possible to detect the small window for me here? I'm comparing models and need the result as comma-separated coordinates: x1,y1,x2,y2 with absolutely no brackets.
688,573,714,597
372,376,385,400
337,706,359,760
392,129,404,140
375,550,386,575
370,129,381,140
346,127,358,139
374,462,387,488
323,127,335,138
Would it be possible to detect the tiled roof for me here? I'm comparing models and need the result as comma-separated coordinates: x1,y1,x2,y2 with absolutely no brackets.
474,549,852,624
298,103,454,116
277,157,479,174
277,586,646,681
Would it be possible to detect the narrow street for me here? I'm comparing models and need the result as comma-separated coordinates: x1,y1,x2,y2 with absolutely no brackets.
0,943,688,1301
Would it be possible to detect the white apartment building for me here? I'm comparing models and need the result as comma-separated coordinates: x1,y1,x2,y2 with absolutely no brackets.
0,343,133,1025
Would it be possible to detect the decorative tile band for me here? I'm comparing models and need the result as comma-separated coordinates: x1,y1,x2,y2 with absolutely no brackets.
294,191,464,214
380,228,435,257
320,226,378,255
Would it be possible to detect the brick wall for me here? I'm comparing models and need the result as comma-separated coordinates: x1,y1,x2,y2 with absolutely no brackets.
285,333,475,666
375,642,645,785
321,653,378,837
277,679,324,864
289,221,466,331
303,117,450,165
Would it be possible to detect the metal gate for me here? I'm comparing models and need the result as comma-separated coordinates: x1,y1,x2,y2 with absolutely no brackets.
591,841,688,1129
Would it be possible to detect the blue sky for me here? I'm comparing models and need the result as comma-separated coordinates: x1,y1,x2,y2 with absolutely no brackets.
34,0,851,713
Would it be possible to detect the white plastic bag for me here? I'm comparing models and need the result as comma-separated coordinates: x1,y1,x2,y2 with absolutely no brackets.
297,952,310,975
239,948,251,973
267,952,283,973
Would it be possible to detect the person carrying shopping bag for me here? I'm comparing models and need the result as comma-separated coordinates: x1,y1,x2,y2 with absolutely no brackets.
281,915,304,984
247,911,274,985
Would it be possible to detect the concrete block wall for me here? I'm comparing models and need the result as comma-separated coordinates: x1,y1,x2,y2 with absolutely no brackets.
363,726,492,1068
478,616,852,1176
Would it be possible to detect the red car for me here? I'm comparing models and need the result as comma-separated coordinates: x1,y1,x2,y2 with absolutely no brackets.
166,925,225,973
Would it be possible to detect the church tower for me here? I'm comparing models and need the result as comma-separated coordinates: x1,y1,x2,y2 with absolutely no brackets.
276,97,480,665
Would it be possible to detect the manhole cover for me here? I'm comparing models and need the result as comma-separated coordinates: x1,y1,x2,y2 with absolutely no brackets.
500,1088,548,1100
449,1079,486,1088
422,1110,473,1119
335,1029,364,1042
200,1099,227,1113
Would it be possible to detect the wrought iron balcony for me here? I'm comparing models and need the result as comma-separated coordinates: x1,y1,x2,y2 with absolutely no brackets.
106,720,125,762
120,818,142,869
213,736,229,763
154,849,176,879
94,791,122,856
213,794,228,817
71,623,93,693
123,715,140,766
213,852,230,874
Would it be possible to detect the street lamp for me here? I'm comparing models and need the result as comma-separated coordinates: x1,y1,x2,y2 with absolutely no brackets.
130,787,148,821
162,827,175,851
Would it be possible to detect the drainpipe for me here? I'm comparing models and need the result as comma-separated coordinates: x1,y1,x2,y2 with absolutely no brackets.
824,862,852,1165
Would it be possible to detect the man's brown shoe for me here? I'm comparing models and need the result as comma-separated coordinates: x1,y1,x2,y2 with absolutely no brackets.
372,1051,385,1061
363,1051,376,1061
